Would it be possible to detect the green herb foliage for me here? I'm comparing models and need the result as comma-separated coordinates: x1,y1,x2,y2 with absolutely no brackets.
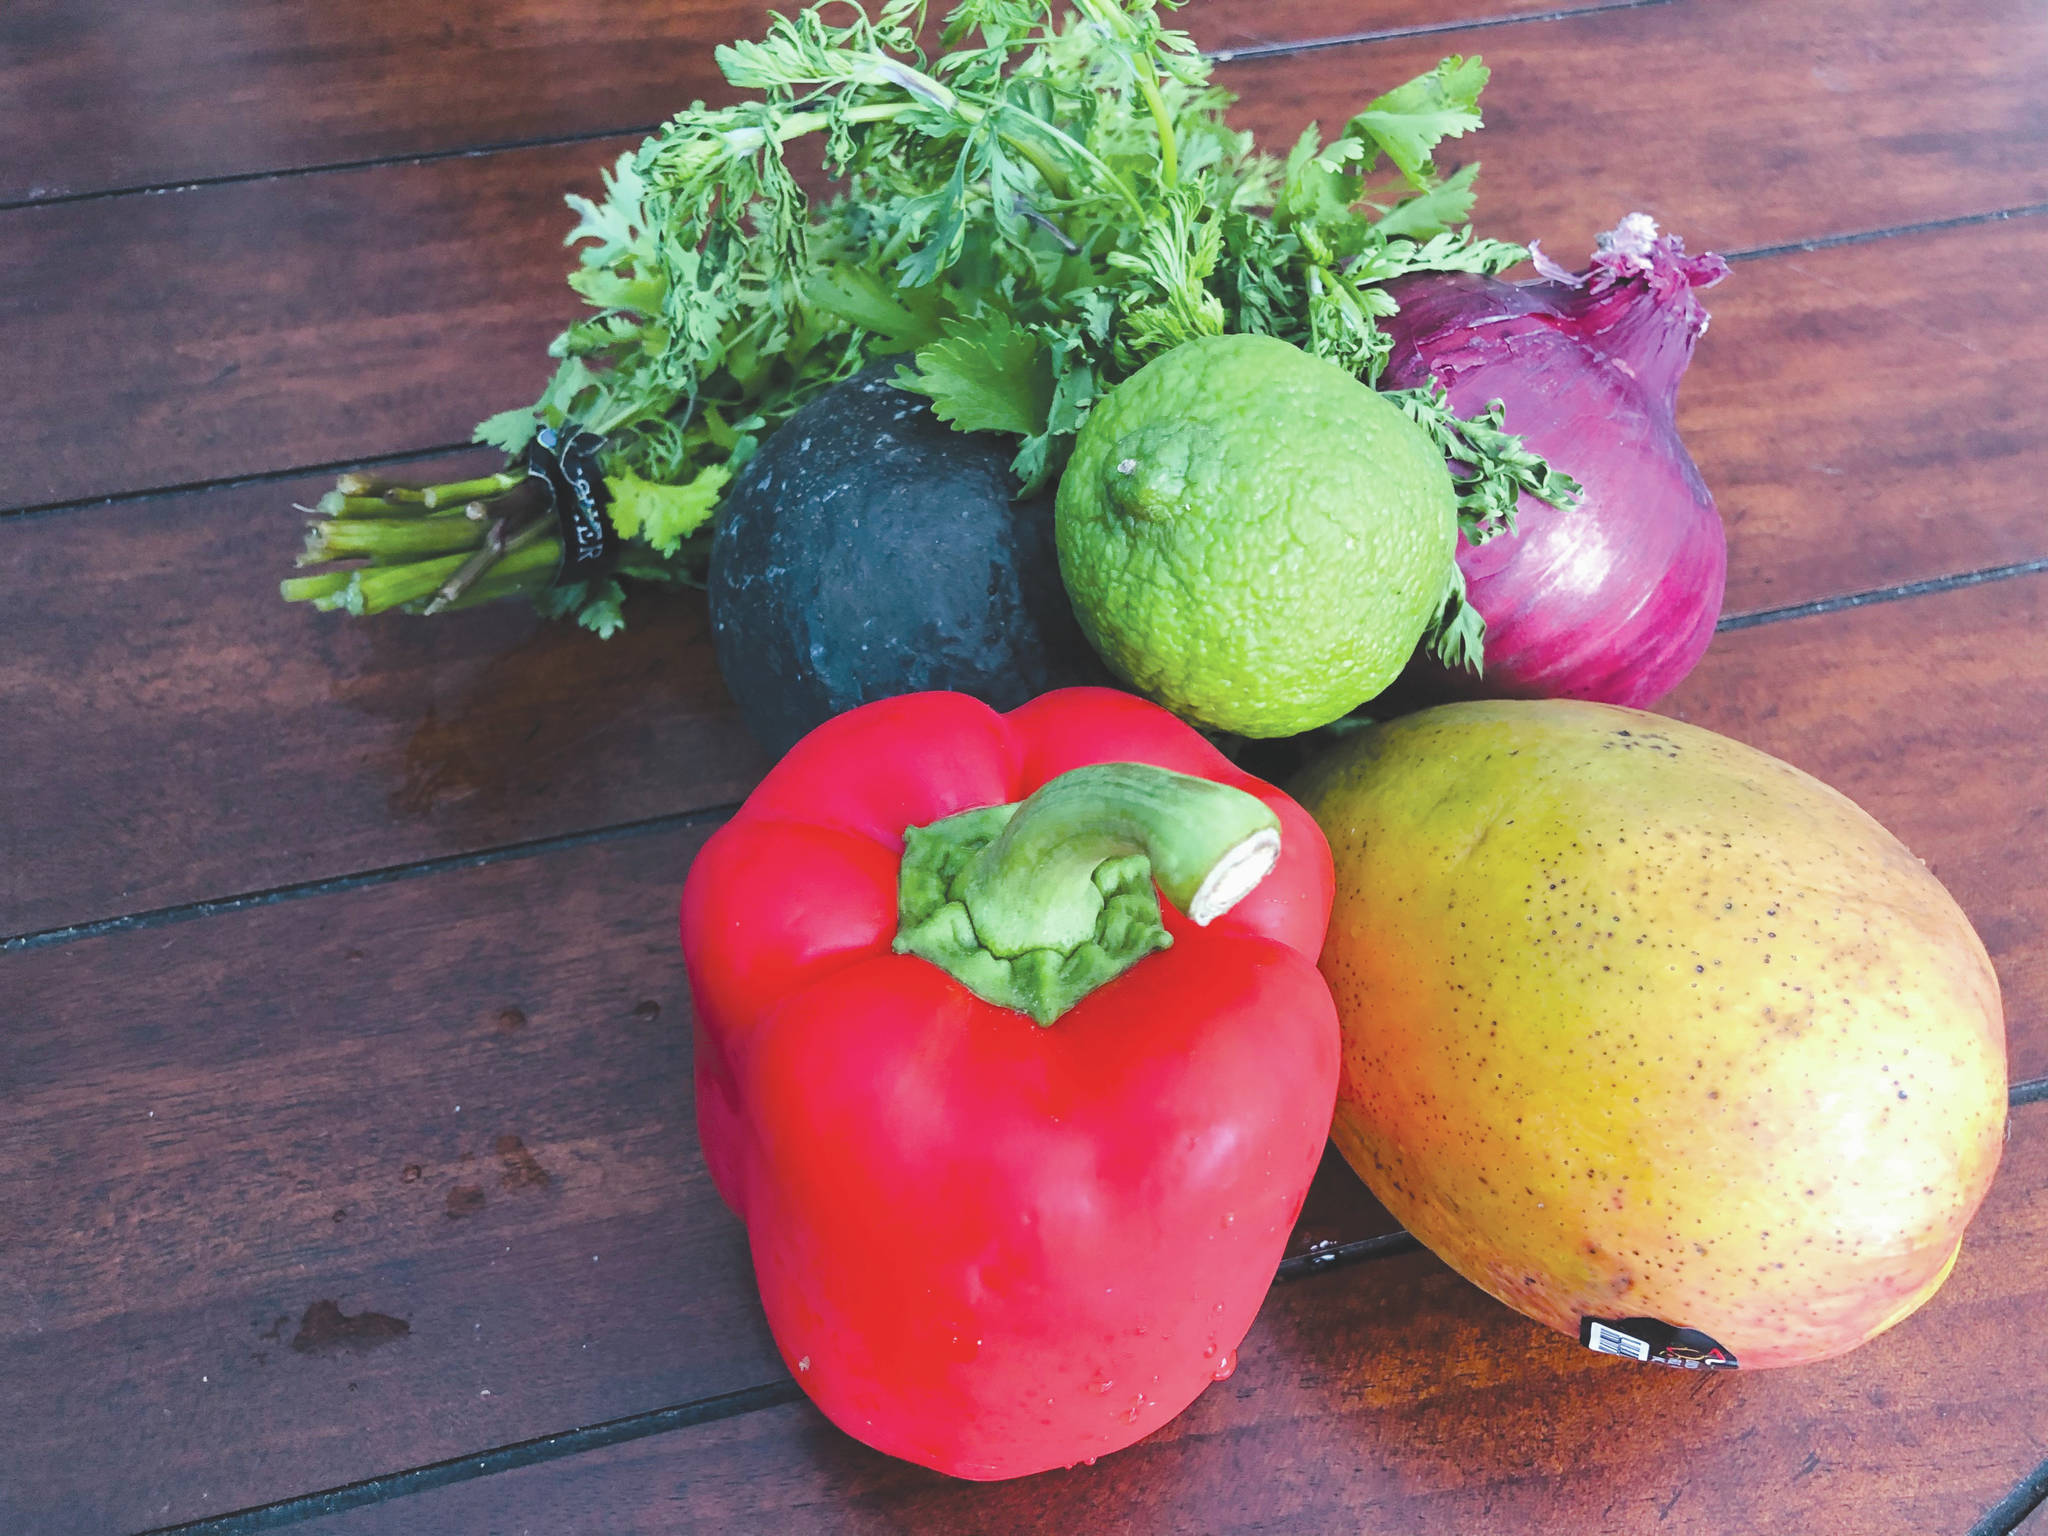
292,0,1576,668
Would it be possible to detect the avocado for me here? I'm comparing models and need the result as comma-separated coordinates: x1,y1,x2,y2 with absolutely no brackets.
709,364,1110,756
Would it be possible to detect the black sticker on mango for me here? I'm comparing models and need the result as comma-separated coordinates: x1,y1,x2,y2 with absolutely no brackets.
1581,1316,1738,1370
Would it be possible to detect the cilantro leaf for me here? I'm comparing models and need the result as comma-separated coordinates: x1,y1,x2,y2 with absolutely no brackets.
1388,381,1582,544
606,464,731,556
899,310,1055,438
1372,161,1482,240
1346,56,1489,187
473,407,538,457
1278,125,1362,235
1425,560,1487,676
801,267,948,350
574,580,630,639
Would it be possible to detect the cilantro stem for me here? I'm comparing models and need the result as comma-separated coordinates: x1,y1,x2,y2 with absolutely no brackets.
1066,0,1176,188
279,570,354,603
304,513,489,563
733,101,901,155
349,532,559,617
420,471,524,509
1137,73,1178,188
1006,111,1144,215
314,492,412,518
720,65,1144,218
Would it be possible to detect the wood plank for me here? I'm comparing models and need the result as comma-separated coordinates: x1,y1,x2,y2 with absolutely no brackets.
0,142,623,512
0,459,769,940
0,820,1401,1532
0,0,1613,206
0,825,778,1536
1692,220,2048,617
1661,572,2048,1084
8,218,2040,940
8,0,2048,510
248,1104,2048,1535
1222,0,2048,260
0,0,753,205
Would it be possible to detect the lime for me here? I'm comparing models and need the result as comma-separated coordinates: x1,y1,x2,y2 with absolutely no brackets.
1055,333,1457,737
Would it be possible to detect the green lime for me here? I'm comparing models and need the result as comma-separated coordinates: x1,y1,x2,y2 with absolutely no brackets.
1055,333,1457,737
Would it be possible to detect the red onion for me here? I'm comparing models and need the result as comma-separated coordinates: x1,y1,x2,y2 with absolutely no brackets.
1381,214,1730,707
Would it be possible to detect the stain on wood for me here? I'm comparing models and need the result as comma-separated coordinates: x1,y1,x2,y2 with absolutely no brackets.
291,1301,411,1356
496,1135,553,1191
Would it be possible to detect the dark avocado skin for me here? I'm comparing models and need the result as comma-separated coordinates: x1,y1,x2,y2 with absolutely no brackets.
709,362,1111,756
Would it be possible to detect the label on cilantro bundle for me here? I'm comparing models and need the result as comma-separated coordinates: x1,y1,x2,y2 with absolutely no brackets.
527,425,615,581
1581,1316,1738,1370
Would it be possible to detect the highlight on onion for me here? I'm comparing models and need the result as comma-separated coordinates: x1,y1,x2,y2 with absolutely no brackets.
1381,214,1731,707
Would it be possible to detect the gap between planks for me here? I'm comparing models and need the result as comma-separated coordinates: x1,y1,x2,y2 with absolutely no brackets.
0,0,1679,216
1968,1453,2048,1536
130,1084,2048,1536
1202,0,1680,60
0,806,739,954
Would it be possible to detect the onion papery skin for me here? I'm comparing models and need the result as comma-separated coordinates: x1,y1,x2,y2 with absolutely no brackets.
1382,220,1729,708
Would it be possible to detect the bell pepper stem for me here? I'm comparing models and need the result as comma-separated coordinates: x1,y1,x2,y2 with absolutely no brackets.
893,763,1282,1025
959,764,1280,956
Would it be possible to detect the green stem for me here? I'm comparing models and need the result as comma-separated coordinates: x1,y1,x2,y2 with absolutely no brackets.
348,548,477,615
728,68,1143,216
315,492,415,518
420,471,525,509
305,514,489,562
280,570,354,603
1067,0,1176,188
436,541,570,610
419,521,559,614
1131,67,1177,187
961,764,1279,952
893,762,1282,1024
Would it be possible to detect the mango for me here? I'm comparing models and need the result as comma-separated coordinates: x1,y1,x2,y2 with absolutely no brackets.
1296,700,2005,1369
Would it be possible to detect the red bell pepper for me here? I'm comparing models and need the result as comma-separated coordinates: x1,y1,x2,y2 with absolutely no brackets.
680,687,1338,1480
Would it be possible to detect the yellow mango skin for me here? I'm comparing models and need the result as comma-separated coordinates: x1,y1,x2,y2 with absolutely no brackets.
1297,700,2006,1369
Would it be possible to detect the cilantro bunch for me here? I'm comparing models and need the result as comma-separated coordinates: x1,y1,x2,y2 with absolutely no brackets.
283,0,1575,664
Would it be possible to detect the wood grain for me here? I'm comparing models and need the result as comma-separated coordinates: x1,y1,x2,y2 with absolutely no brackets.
0,141,623,512
9,0,2048,511
1662,572,2048,1084
0,824,778,1535
0,0,1611,205
0,0,752,205
1222,0,2048,260
257,1106,2048,1536
8,218,2042,939
1696,221,2048,618
0,457,769,940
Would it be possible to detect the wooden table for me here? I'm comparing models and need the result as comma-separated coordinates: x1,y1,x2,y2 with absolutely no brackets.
5,1,2046,1531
